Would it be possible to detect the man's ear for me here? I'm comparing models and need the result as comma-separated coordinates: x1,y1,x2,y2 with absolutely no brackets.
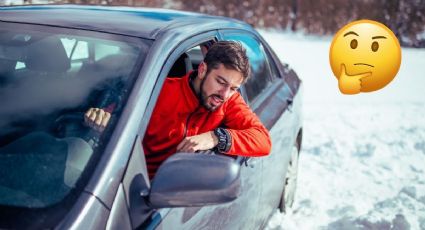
198,62,207,80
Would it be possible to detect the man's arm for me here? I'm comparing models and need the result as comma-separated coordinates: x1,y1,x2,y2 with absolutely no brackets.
175,94,271,155
176,131,218,152
221,93,271,156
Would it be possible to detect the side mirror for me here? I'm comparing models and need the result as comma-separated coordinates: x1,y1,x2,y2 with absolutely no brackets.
148,153,241,208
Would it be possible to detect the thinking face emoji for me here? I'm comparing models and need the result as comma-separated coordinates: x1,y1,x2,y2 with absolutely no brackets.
329,20,401,94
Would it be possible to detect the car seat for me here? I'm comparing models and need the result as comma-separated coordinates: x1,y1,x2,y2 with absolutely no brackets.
25,36,70,73
168,53,193,78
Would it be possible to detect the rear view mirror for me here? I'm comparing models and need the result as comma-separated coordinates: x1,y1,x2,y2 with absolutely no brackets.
149,153,241,208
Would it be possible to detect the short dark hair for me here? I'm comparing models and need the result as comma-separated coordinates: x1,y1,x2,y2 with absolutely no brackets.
203,41,251,82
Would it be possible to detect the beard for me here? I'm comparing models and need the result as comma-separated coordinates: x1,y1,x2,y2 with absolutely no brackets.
199,76,224,111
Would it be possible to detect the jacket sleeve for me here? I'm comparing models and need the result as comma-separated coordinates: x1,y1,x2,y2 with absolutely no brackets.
222,93,271,157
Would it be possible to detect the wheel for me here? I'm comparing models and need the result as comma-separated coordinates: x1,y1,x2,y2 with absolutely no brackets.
279,144,299,213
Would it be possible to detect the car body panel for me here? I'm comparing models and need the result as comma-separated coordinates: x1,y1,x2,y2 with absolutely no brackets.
0,5,249,39
55,192,109,230
105,184,132,230
152,158,262,229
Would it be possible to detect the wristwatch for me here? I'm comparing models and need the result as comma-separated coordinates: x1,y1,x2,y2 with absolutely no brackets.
214,128,231,153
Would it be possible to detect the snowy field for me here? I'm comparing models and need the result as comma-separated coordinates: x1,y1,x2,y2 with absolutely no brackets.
260,30,425,229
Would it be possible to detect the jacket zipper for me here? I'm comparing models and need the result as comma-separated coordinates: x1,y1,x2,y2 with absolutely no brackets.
183,106,201,139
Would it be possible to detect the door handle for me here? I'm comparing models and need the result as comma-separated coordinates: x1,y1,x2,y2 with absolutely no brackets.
287,98,293,112
245,158,258,168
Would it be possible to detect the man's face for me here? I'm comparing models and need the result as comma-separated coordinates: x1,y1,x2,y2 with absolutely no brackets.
199,63,244,111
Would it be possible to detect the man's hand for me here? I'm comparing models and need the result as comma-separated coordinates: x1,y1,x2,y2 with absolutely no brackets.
176,131,219,153
84,108,111,132
338,64,371,94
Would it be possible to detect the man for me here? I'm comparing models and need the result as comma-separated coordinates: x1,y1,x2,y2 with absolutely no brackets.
86,41,271,179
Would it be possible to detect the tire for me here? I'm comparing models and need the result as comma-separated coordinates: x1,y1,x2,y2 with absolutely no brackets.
279,144,299,213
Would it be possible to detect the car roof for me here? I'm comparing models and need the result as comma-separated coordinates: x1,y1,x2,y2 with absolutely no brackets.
0,5,252,39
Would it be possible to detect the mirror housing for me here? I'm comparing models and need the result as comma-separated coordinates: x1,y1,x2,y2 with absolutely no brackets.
149,153,241,208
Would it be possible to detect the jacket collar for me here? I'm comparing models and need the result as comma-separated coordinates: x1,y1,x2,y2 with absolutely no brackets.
181,71,201,112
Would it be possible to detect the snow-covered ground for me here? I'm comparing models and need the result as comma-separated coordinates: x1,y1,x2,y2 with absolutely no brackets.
260,30,425,229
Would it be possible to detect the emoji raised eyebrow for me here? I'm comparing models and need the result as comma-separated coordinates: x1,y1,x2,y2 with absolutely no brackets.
372,36,387,39
343,31,359,37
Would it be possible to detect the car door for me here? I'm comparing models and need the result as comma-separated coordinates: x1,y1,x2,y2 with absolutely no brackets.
128,31,263,230
219,30,297,226
257,41,300,225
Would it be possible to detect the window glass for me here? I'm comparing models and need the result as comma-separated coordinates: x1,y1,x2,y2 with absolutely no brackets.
0,21,150,214
264,47,281,81
222,33,273,102
15,61,25,70
95,43,120,61
60,37,76,58
72,41,89,60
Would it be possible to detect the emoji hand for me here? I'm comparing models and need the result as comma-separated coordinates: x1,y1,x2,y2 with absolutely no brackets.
338,64,371,94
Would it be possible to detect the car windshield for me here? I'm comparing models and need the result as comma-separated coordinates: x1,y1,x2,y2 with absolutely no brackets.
0,21,149,213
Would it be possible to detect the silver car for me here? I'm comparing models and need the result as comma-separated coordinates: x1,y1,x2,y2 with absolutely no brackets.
0,5,303,229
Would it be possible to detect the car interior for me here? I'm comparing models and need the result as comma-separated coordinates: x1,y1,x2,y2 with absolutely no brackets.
0,34,140,206
167,40,215,78
0,36,93,205
168,53,193,78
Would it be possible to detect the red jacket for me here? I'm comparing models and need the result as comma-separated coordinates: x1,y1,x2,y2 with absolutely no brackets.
143,72,271,178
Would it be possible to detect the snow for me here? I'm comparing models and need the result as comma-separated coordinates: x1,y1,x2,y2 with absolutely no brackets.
260,29,425,229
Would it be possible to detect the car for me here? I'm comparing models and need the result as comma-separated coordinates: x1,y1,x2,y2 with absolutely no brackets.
0,5,303,229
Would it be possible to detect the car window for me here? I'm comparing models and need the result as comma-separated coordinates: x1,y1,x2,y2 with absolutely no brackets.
222,33,273,102
143,39,217,180
186,45,204,70
263,47,281,82
0,21,150,210
168,40,215,78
